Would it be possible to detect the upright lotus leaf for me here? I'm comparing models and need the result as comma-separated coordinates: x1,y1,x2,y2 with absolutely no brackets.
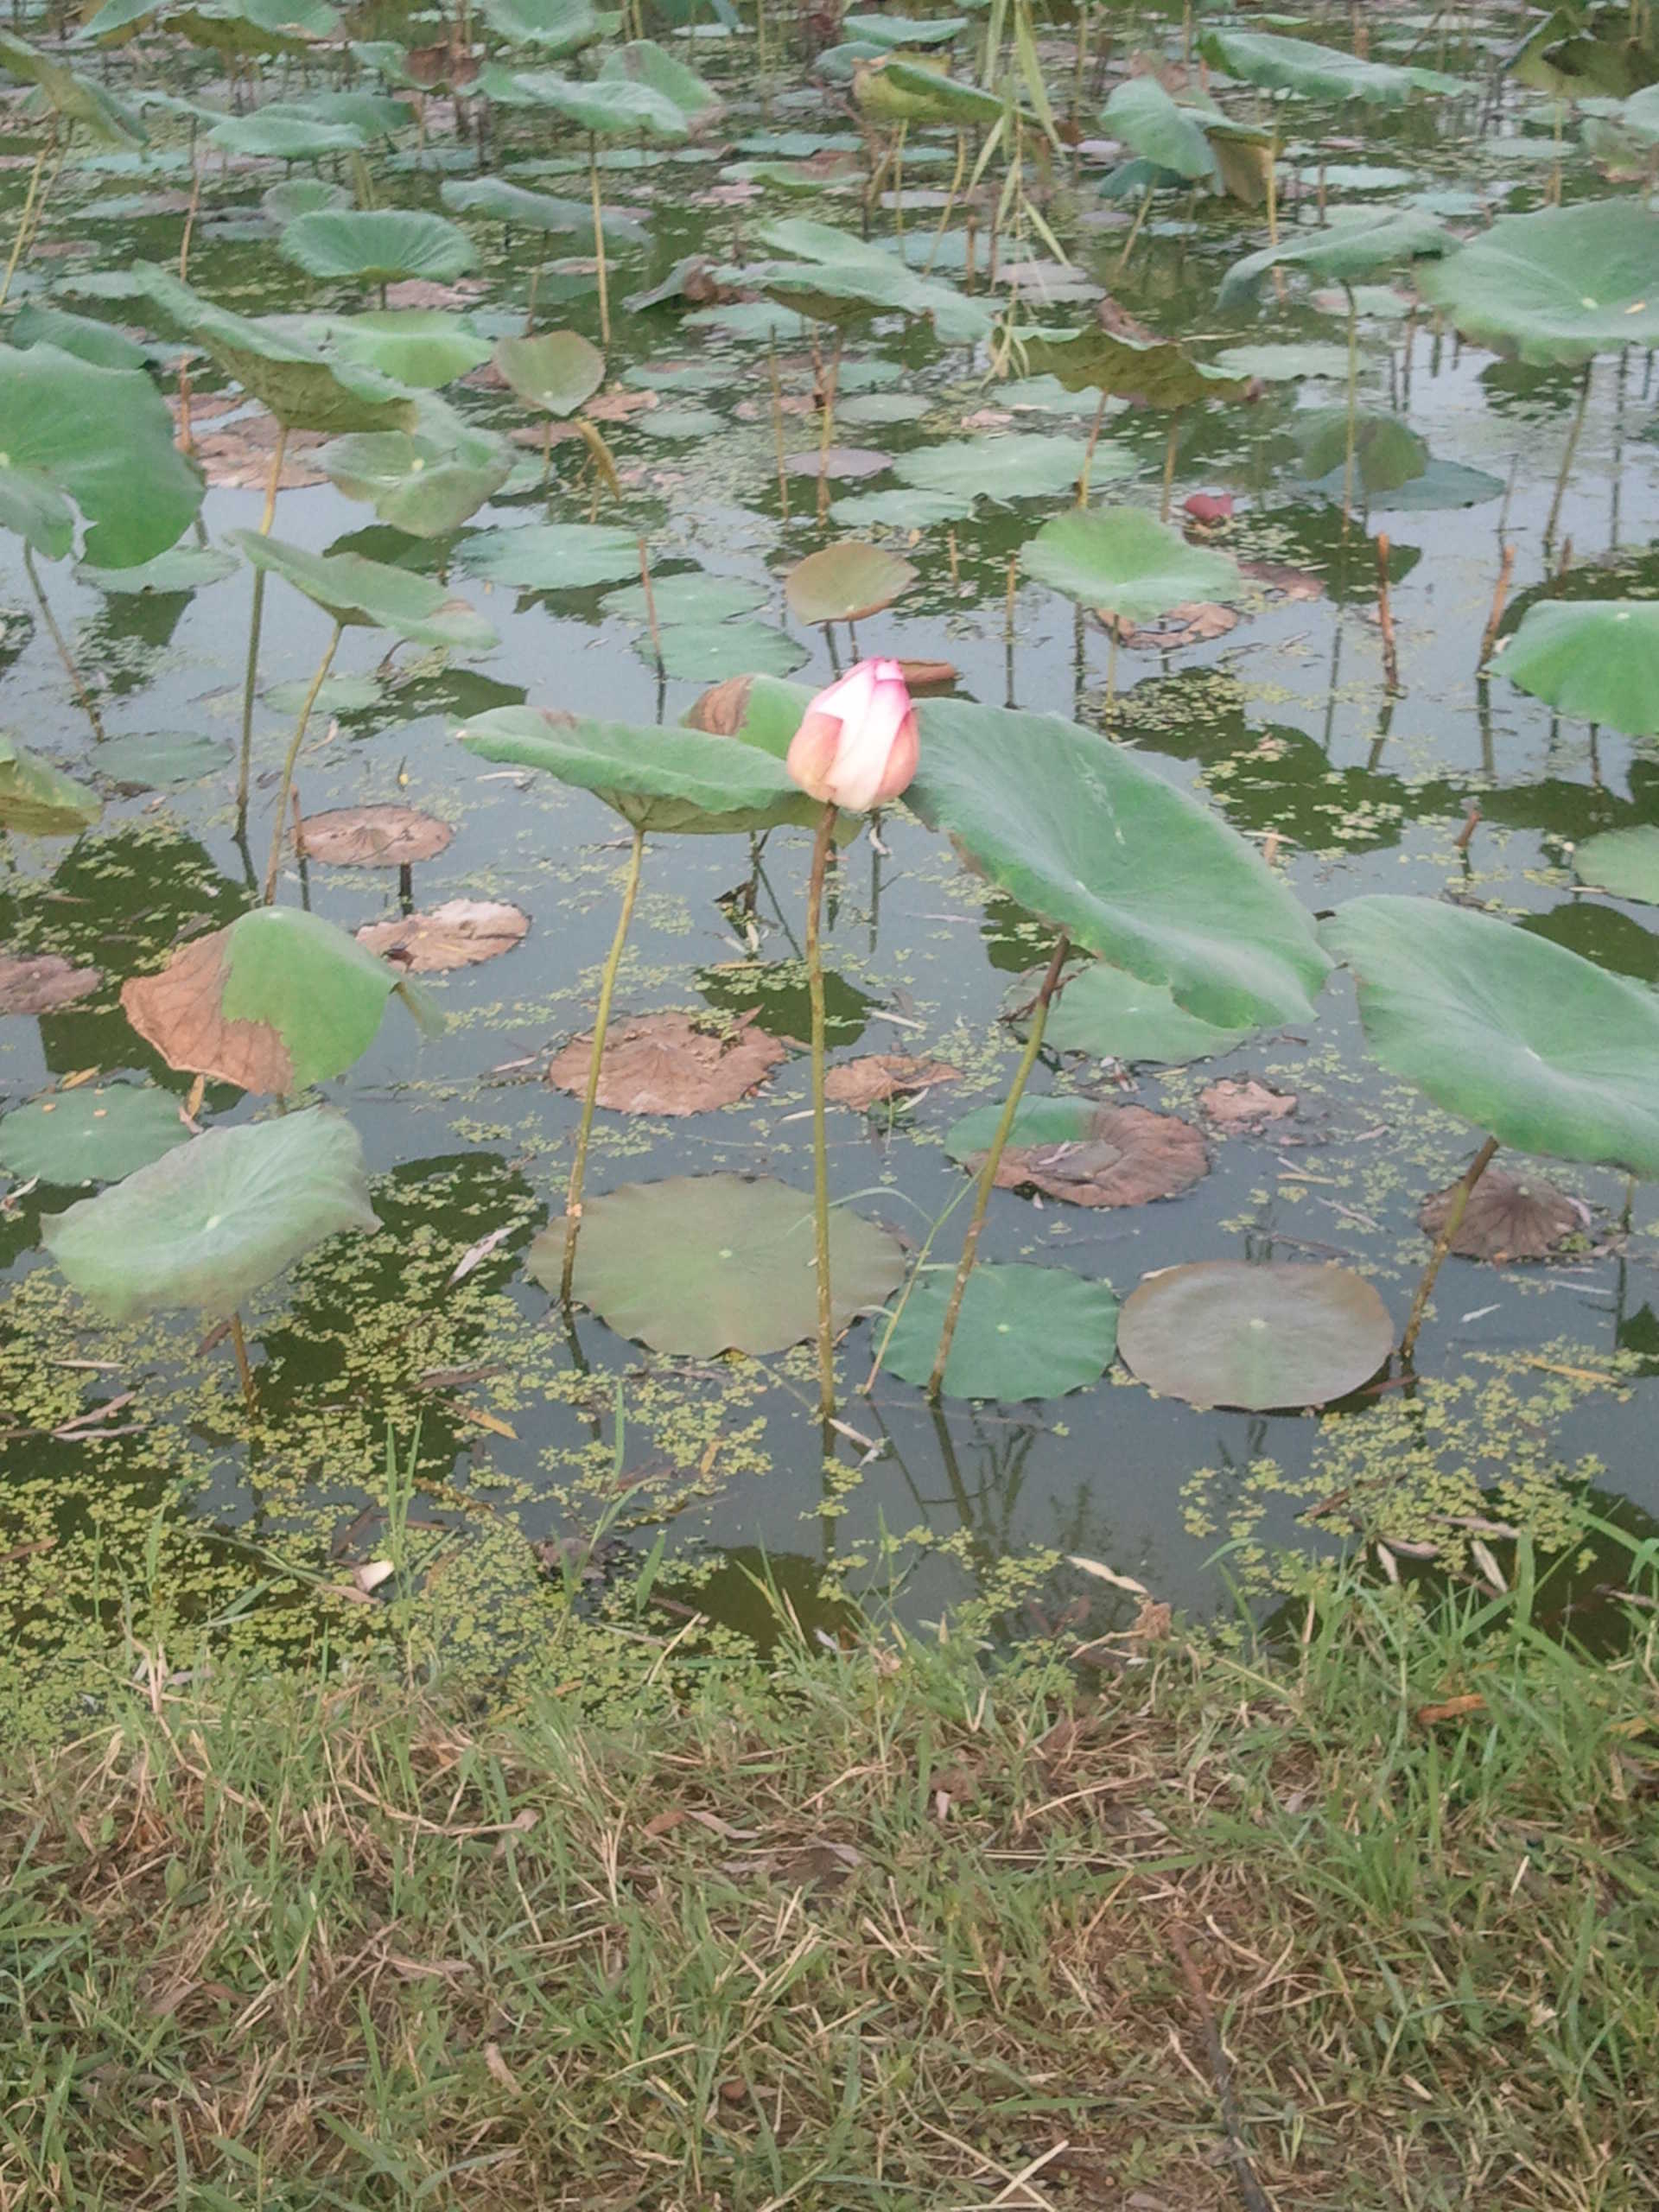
0,734,101,837
1021,508,1246,625
1197,26,1461,104
279,208,478,288
122,906,432,1093
1417,201,1659,365
860,56,1004,127
320,402,512,537
316,309,493,388
1498,601,1659,734
0,29,147,146
111,264,418,435
1218,206,1450,308
1118,1260,1393,1411
42,1108,378,1323
480,68,692,140
79,544,238,595
455,705,826,834
750,219,993,346
880,1262,1119,1401
0,345,204,567
1322,895,1659,1178
1574,827,1659,905
844,13,967,48
1023,327,1250,409
1034,961,1255,1065
0,1080,188,1185
906,699,1331,1028
1295,408,1427,496
493,331,606,416
173,0,340,59
231,531,499,651
442,175,645,244
1104,75,1220,183
478,0,600,56
785,541,917,625
10,303,149,371
287,89,412,137
601,41,721,126
207,111,365,159
547,1172,905,1357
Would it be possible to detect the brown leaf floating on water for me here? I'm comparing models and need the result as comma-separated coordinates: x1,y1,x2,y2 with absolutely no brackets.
0,952,103,1017
1099,601,1238,650
356,899,528,974
122,927,293,1092
187,414,327,491
547,1011,786,1116
296,805,454,867
1200,1077,1297,1133
824,1054,961,1109
975,1103,1209,1208
1418,1171,1588,1262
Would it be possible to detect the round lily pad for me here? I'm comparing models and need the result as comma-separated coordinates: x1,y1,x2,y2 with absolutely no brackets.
1020,507,1245,624
603,570,769,626
94,732,232,790
652,621,808,683
1118,1260,1393,1410
896,432,1113,504
880,1262,1118,1400
548,1172,906,1356
296,804,454,866
0,952,101,1016
459,523,642,591
1574,826,1659,904
785,539,917,625
0,1080,188,1185
1500,601,1659,737
355,900,528,972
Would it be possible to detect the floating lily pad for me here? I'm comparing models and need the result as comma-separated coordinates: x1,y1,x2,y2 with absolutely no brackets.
1020,507,1244,624
264,672,384,717
547,1011,786,1115
43,1107,378,1322
830,486,974,528
1322,894,1659,1178
0,736,102,837
896,433,1110,504
0,952,102,1016
280,207,478,287
443,175,642,241
355,899,528,972
0,1080,188,1185
296,805,454,865
209,111,365,159
1030,962,1255,1065
785,540,916,625
1500,601,1659,736
946,1096,1208,1207
1418,200,1659,366
547,1171,905,1355
824,1053,959,1109
78,544,238,595
459,523,641,591
1211,340,1354,381
1118,1260,1394,1410
93,732,232,790
652,623,809,681
1295,408,1427,497
122,906,425,1094
1418,1170,1586,1262
1574,826,1659,903
908,699,1329,1028
1199,1077,1297,1133
880,1262,1119,1400
603,570,769,626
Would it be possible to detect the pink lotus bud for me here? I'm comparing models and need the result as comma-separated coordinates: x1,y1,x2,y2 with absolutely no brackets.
1184,491,1235,528
785,658,919,813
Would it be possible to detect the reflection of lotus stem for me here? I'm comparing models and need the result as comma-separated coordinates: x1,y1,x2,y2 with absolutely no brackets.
1077,391,1108,507
263,620,340,903
1115,188,1151,281
524,252,543,333
636,536,663,668
924,133,966,276
804,800,839,1423
588,135,609,347
1544,360,1592,559
237,427,289,832
179,161,201,283
927,931,1070,1397
767,339,790,520
0,124,67,312
817,327,842,523
1341,281,1358,525
230,1312,257,1418
21,543,105,743
892,124,906,238
1401,1135,1498,1362
562,823,645,1305
1160,407,1183,523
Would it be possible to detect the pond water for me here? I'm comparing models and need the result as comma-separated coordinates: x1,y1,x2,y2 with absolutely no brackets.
5,5,1659,1716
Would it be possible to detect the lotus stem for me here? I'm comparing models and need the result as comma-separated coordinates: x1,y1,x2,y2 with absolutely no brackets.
1077,390,1109,507
1376,531,1400,693
524,251,543,333
817,327,842,523
588,134,609,348
1114,186,1151,281
804,799,840,1424
1544,360,1592,561
1401,1135,1498,1363
237,426,289,833
1478,542,1516,670
767,337,790,520
636,536,662,669
263,621,340,903
1160,408,1183,524
562,823,645,1305
229,1312,257,1418
923,131,966,276
927,931,1070,1397
179,159,201,283
0,138,48,312
1342,281,1359,525
22,543,105,743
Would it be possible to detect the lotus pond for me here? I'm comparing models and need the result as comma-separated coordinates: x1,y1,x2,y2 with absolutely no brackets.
6,0,1659,1724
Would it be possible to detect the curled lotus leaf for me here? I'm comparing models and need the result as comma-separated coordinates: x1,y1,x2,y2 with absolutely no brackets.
946,1096,1210,1207
0,734,102,837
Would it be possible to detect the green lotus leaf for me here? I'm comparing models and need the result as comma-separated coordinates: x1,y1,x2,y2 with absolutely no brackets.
1211,340,1357,381
78,544,239,595
207,111,365,159
75,0,163,44
1417,200,1659,366
600,39,720,124
287,88,411,137
315,309,493,388
9,303,149,372
1294,407,1427,496
263,177,351,224
479,66,692,140
752,218,992,345
1197,26,1461,105
545,1172,905,1356
1037,961,1255,1065
455,705,824,834
651,623,808,682
493,330,606,416
1322,893,1659,1176
880,1262,1118,1400
0,29,147,145
0,343,204,568
1023,326,1249,410
173,0,340,59
232,531,498,649
0,734,102,837
784,539,916,625
681,673,812,757
1574,827,1659,905
43,1107,378,1322
896,433,1119,504
856,56,1003,128
320,423,513,537
1118,1259,1393,1410
1498,600,1659,734
92,731,233,789
1104,75,1219,183
906,697,1331,1028
279,207,478,287
1217,205,1449,308
458,523,642,591
1020,506,1245,622
830,486,974,528
604,569,769,626
843,13,966,48
442,174,646,242
478,0,601,56
0,1080,188,1185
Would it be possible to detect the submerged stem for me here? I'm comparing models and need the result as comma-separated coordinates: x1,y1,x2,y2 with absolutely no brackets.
1401,1136,1499,1363
22,543,105,742
262,621,340,903
237,426,289,833
561,823,646,1305
230,1312,257,1418
804,800,839,1425
927,932,1070,1397
1544,360,1592,559
588,136,609,348
1342,281,1358,526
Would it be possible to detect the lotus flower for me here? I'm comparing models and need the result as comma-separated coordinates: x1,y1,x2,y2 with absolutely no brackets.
786,658,919,813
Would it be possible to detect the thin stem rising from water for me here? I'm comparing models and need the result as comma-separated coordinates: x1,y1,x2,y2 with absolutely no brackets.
805,800,840,1424
561,823,646,1304
263,621,341,903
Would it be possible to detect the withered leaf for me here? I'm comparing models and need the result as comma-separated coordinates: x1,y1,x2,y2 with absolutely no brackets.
188,414,327,491
976,1103,1209,1208
825,1053,960,1109
1418,1171,1587,1262
122,930,295,1093
357,899,527,973
1100,600,1238,650
546,1011,786,1116
1200,1077,1297,1133
297,805,454,867
0,952,102,1016
683,674,753,736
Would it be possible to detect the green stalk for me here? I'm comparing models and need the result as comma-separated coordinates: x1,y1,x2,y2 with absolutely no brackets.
804,801,839,1424
262,621,341,903
237,426,289,836
562,824,645,1305
927,932,1069,1396
1342,280,1358,524
1401,1136,1497,1363
588,134,609,348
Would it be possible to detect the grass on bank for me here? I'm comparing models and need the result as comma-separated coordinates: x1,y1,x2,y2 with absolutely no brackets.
2,1552,1656,2212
